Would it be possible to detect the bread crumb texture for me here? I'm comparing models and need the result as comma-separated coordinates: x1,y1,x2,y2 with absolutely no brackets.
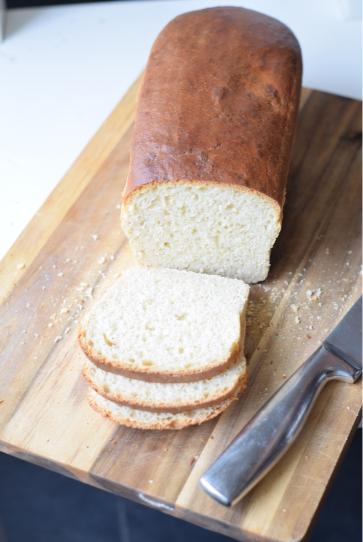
80,266,249,377
122,182,280,283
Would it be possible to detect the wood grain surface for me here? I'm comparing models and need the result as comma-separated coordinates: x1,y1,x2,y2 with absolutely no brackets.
0,82,361,542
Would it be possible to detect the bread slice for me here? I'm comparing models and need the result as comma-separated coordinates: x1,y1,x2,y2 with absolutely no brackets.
79,266,249,382
88,388,237,430
83,354,246,412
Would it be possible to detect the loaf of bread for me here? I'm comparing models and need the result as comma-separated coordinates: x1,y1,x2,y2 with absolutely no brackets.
88,388,238,430
121,6,302,283
79,266,249,382
83,354,246,412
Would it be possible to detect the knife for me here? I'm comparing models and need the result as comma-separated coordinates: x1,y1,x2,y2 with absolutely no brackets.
200,297,362,507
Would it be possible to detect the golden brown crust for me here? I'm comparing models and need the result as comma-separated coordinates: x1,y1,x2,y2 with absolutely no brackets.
123,6,302,208
87,391,238,430
78,330,241,383
82,362,247,413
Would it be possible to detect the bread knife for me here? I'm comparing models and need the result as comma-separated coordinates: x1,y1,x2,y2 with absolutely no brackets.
200,297,362,506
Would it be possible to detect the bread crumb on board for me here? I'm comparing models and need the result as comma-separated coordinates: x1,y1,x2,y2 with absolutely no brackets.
306,288,322,302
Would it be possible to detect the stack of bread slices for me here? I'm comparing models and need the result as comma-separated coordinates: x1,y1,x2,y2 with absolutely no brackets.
79,266,249,430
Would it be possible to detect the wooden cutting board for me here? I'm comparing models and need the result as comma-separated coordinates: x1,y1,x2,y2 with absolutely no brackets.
0,79,361,542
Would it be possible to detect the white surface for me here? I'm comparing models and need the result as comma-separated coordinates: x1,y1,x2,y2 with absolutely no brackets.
0,0,361,259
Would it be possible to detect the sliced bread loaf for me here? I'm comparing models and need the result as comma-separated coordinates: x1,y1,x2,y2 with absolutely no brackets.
79,266,249,381
83,354,246,412
88,388,237,430
121,7,302,283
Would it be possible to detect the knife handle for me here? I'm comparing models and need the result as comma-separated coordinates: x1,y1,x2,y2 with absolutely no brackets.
200,346,360,507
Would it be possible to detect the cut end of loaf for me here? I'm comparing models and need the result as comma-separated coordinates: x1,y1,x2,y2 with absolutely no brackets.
121,181,281,283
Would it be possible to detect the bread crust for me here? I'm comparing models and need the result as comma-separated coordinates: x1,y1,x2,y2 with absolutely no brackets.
82,360,247,412
88,391,238,430
122,6,302,208
79,329,241,382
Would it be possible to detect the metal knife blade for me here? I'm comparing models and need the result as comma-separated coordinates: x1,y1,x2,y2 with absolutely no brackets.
324,297,362,371
199,297,362,507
